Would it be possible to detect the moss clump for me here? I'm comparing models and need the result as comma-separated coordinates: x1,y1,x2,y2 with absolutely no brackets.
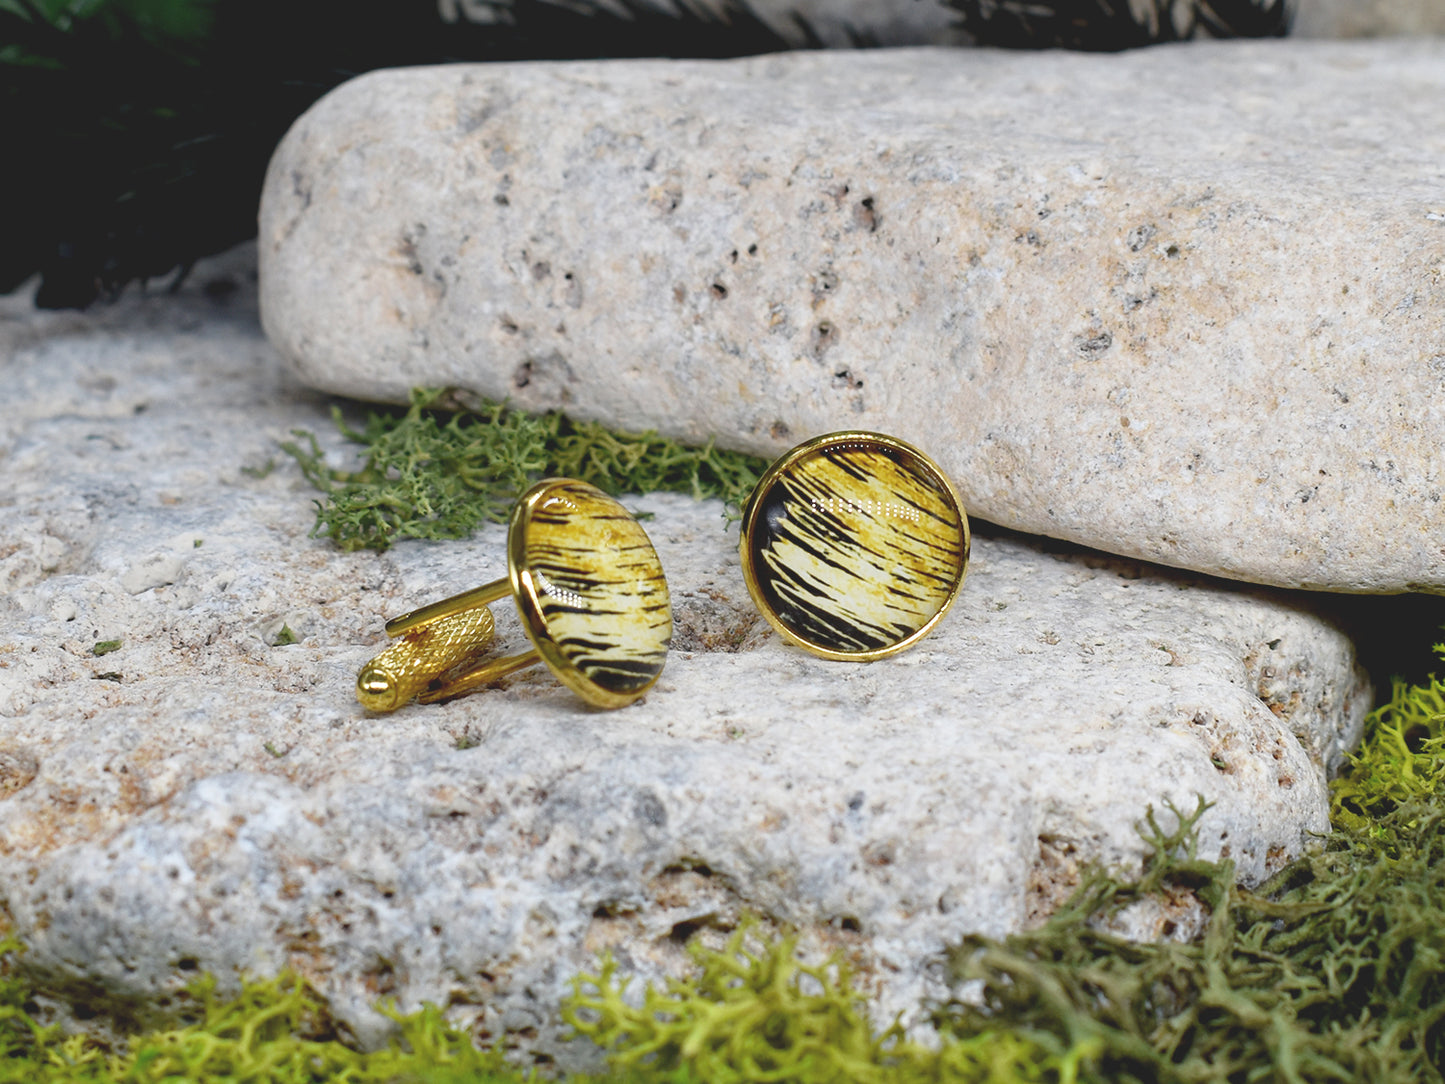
1330,641,1445,834
933,642,1445,1084
0,946,544,1082
565,919,1090,1083
283,389,767,551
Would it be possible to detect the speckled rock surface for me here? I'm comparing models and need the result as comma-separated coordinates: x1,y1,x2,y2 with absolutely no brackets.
2,250,1371,1059
259,40,1445,595
2,252,1375,1052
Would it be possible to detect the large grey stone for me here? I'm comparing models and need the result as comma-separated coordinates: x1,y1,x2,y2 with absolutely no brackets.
1,248,1371,1057
259,41,1445,595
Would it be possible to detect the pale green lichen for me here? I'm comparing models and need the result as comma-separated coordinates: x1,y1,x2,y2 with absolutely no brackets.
1330,640,1445,834
564,918,1092,1083
0,951,542,1083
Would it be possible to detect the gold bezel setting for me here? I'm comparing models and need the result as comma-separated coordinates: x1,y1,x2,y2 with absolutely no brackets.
509,479,672,709
357,478,670,711
738,431,969,662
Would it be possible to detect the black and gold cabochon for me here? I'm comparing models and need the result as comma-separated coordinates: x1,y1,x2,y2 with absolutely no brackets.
741,434,968,657
513,480,672,699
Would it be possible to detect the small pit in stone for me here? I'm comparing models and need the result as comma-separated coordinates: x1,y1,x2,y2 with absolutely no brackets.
0,748,39,794
810,321,839,359
669,917,710,944
1025,835,1083,926
854,197,879,232
671,594,767,653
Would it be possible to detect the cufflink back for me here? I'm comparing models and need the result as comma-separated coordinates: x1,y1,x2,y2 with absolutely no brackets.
738,431,969,661
358,478,672,711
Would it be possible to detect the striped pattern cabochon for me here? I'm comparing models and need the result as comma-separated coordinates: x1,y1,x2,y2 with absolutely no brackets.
740,432,969,660
511,479,672,704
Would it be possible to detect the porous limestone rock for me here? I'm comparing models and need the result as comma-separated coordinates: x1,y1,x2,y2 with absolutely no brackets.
0,248,1373,1060
258,41,1445,595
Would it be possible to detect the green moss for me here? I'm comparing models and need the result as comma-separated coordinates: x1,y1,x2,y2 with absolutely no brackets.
565,919,1091,1083
931,641,1445,1084
282,390,767,551
0,945,545,1083
1330,640,1445,835
272,623,298,646
90,640,121,656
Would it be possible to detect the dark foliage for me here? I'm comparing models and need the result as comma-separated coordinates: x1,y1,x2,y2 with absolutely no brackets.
0,0,806,308
948,0,1290,51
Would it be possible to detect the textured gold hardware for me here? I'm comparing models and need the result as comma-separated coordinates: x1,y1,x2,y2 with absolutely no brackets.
358,478,672,710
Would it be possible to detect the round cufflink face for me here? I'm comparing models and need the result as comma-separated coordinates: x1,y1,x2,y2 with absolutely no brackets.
510,479,673,707
739,432,969,661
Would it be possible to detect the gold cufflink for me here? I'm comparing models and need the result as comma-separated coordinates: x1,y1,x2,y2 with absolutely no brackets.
738,431,969,661
358,478,672,711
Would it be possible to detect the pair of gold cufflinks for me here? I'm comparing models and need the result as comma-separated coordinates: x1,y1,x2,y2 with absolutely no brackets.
356,431,971,712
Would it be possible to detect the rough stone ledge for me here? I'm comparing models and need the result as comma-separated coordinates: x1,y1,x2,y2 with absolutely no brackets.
1,250,1374,1060
259,40,1445,594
